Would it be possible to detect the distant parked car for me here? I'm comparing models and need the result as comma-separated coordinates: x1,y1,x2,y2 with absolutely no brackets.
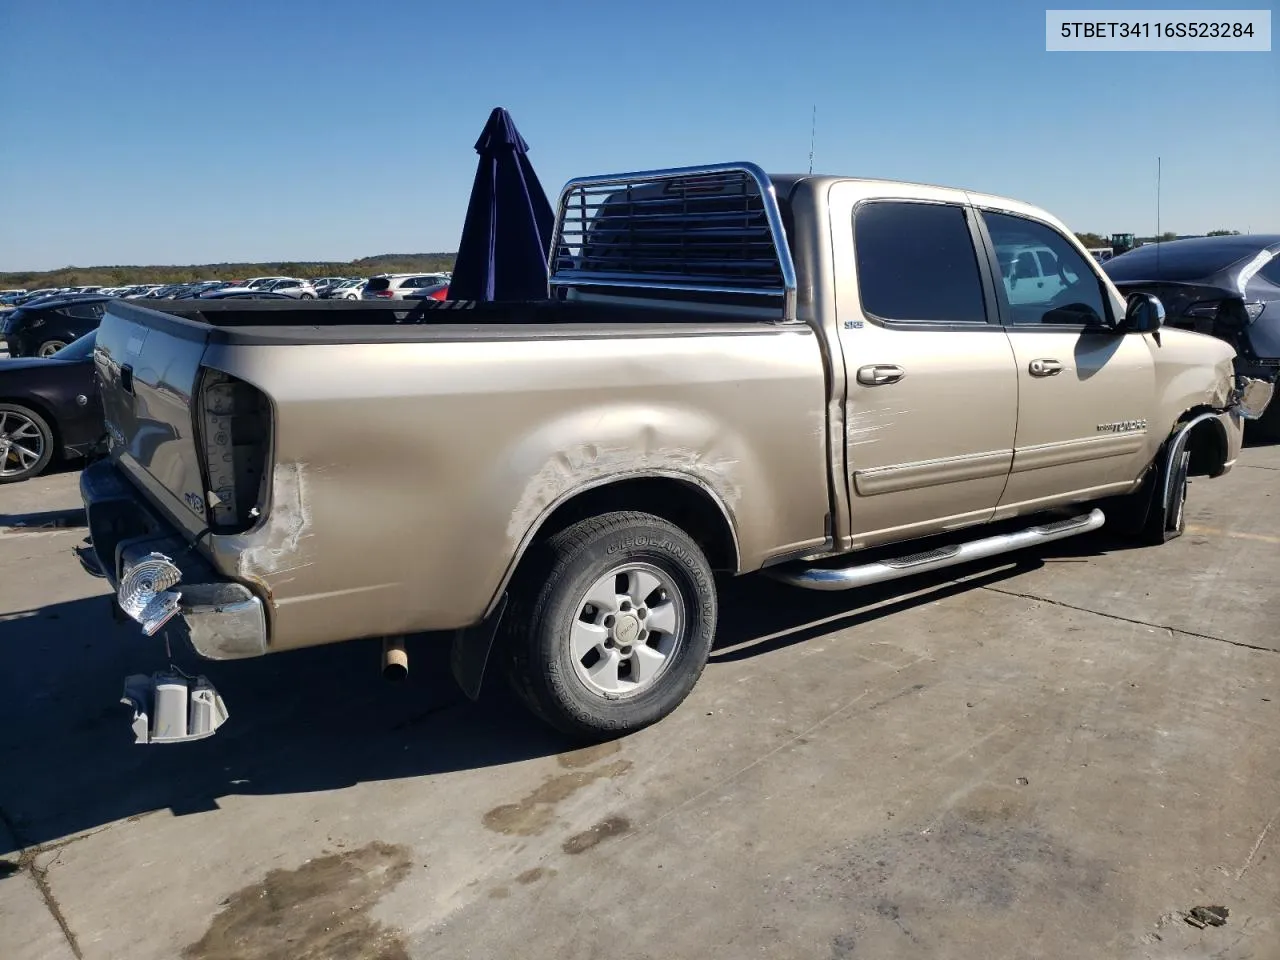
362,273,451,300
239,276,290,290
194,289,295,300
324,278,367,300
1104,235,1280,438
14,288,62,305
0,295,109,357
143,284,190,298
261,278,318,299
310,277,347,296
0,331,104,482
172,281,234,299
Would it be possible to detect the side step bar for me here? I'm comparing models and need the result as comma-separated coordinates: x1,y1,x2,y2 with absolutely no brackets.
767,509,1105,592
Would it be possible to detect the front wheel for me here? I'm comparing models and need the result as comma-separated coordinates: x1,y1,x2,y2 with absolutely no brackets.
1114,443,1189,545
504,511,718,741
0,403,55,483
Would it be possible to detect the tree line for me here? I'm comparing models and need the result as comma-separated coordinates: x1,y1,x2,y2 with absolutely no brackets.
1075,229,1241,248
0,253,456,290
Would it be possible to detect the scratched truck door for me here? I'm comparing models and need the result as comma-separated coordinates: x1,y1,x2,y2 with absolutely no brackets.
977,208,1156,512
830,186,1018,547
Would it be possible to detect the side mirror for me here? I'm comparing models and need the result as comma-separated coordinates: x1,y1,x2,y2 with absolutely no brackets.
1124,292,1165,333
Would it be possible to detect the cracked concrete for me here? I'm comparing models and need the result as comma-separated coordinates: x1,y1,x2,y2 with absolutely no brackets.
2,446,1278,960
979,584,1280,655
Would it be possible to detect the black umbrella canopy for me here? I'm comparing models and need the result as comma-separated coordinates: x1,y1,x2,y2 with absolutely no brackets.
448,107,555,302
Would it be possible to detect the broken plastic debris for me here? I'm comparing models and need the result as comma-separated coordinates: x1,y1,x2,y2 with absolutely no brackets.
117,553,183,635
121,672,229,744
1183,905,1229,929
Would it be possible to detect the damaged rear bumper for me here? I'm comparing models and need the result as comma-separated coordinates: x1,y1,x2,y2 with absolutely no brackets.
79,459,269,660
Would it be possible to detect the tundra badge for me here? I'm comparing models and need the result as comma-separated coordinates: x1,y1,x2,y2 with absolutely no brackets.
1096,419,1147,433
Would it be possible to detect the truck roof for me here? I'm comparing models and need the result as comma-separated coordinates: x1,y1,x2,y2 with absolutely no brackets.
768,173,1074,238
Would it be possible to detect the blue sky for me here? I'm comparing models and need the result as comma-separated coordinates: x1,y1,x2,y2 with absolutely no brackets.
1,0,1276,271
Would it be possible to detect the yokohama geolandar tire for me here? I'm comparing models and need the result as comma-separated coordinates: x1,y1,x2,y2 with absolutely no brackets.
504,511,718,741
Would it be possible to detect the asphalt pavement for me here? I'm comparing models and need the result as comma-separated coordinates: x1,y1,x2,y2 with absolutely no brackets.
1,448,1278,960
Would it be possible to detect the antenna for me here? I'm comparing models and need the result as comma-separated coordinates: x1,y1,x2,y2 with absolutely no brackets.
1155,156,1162,278
808,105,816,175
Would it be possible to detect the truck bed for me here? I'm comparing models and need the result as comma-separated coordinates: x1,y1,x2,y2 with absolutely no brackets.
119,294,787,347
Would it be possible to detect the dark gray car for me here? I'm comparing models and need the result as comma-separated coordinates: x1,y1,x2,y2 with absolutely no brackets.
1105,235,1280,436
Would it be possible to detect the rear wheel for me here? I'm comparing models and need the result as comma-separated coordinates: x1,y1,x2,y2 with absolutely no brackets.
299,293,315,300
504,511,717,741
0,403,54,483
36,340,67,357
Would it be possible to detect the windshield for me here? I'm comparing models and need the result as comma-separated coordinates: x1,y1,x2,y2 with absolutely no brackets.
52,331,97,360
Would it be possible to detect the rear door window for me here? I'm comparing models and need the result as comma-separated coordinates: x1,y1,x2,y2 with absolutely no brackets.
852,201,987,324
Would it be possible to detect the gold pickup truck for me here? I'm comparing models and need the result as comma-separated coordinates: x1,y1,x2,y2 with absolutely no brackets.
78,162,1273,743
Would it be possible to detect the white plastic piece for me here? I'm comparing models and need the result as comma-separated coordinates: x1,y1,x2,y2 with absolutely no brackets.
121,673,230,744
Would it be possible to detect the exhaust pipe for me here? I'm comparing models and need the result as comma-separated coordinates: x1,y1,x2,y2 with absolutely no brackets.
382,636,408,682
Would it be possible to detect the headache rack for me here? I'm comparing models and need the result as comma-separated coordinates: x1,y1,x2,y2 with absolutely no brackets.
549,162,798,322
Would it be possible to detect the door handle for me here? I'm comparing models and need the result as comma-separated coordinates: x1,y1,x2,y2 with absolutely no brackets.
1028,358,1063,377
120,363,134,395
856,364,905,386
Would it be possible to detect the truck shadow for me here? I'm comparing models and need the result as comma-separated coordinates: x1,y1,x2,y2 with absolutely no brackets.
0,534,1113,855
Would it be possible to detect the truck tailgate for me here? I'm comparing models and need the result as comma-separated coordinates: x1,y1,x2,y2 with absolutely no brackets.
95,302,212,540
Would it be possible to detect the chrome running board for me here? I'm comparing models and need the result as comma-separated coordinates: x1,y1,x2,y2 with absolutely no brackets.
767,509,1106,592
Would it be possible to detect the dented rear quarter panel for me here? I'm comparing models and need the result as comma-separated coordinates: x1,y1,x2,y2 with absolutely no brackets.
198,328,831,651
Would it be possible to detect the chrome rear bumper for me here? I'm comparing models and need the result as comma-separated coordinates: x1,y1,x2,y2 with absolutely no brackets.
79,459,268,660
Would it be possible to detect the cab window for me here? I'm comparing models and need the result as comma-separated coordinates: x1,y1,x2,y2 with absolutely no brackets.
983,211,1109,327
853,201,987,325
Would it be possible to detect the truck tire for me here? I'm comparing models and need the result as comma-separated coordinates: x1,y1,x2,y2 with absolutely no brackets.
504,511,718,741
1114,442,1189,545
0,402,55,483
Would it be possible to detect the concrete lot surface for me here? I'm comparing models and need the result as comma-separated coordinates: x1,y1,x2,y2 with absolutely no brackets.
1,450,1278,960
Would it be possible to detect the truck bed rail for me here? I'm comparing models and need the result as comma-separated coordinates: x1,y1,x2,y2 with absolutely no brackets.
549,162,798,322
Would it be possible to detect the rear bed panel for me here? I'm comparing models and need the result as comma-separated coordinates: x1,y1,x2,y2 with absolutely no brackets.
95,303,212,542
91,296,833,655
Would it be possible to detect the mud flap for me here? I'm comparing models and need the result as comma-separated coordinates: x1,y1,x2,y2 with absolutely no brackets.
121,672,229,744
450,593,509,701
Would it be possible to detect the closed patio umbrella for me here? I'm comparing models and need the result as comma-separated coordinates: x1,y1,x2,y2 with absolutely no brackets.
448,107,555,302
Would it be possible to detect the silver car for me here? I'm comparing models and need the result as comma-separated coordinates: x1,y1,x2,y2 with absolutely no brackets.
261,278,318,299
326,278,367,300
362,273,451,300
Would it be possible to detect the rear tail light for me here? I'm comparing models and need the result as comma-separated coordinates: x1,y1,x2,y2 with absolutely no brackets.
374,290,394,298
198,370,271,533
